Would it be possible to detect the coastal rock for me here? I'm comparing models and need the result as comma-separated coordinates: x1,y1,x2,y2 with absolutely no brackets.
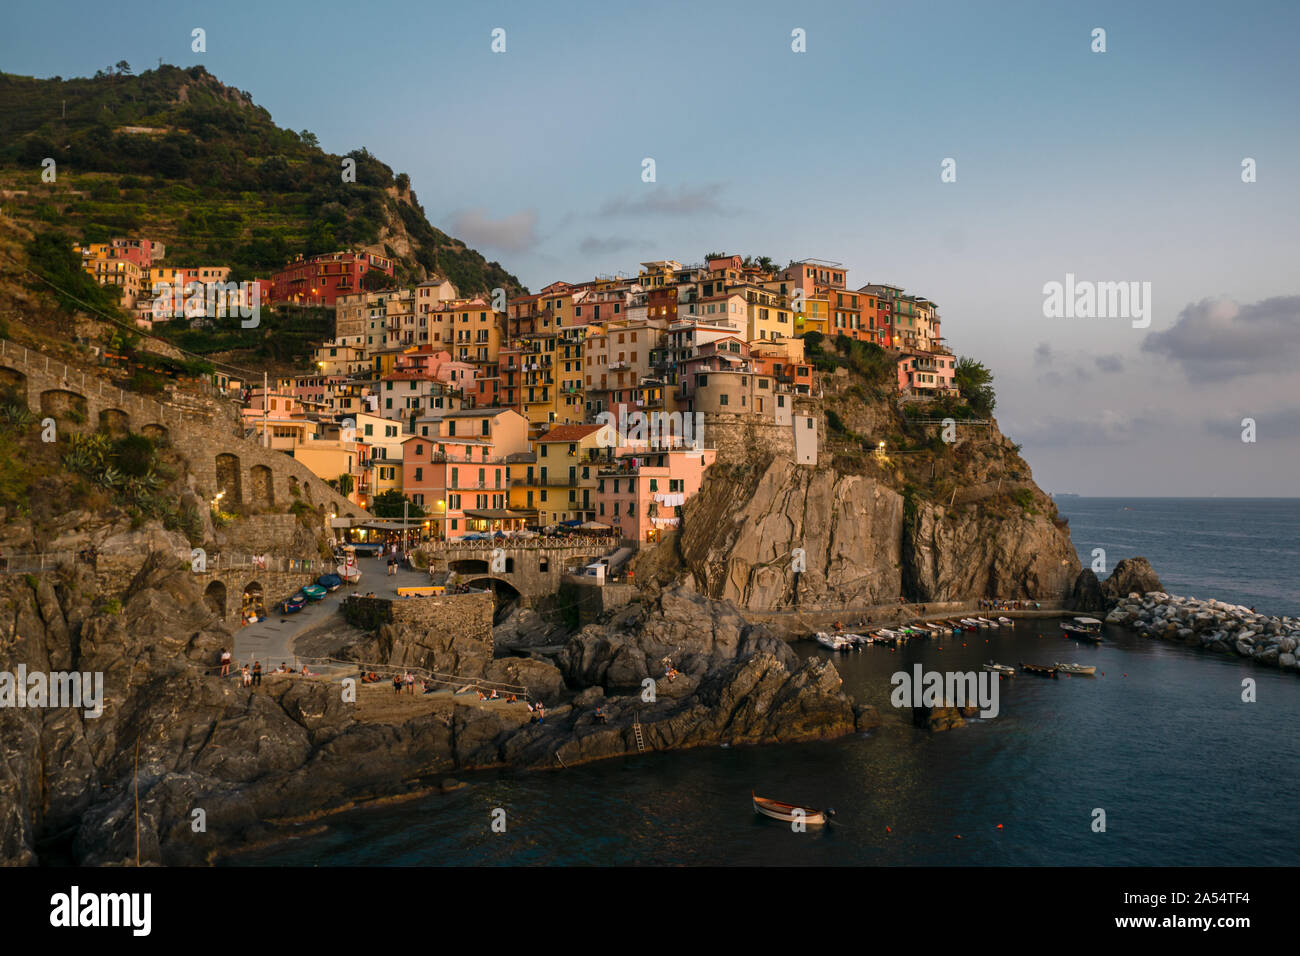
678,457,903,609
556,586,795,688
1280,653,1297,671
1069,569,1107,612
1100,558,1164,604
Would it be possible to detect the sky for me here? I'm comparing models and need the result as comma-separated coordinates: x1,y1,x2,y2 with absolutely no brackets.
3,0,1298,495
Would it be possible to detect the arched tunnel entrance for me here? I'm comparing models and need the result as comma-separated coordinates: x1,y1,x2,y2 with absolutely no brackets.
467,577,523,624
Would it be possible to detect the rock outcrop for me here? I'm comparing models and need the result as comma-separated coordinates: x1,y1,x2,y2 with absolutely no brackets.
1100,557,1163,603
556,586,795,689
1069,569,1107,612
678,457,902,609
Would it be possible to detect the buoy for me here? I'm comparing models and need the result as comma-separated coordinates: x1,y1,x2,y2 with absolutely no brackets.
962,642,966,647
955,834,962,839
996,823,1003,829
886,826,892,833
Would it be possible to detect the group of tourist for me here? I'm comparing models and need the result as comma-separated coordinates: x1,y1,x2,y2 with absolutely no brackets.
979,598,1043,611
220,649,311,686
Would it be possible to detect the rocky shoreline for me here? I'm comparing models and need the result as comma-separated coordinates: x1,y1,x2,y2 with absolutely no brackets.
1105,591,1300,672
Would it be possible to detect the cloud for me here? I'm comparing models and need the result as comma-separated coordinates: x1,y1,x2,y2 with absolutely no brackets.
1203,409,1300,442
1035,345,1124,386
578,235,640,256
1010,409,1156,448
446,207,540,253
598,184,732,218
1142,295,1300,380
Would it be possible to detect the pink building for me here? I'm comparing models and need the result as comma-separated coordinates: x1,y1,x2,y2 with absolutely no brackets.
595,447,717,543
401,435,515,539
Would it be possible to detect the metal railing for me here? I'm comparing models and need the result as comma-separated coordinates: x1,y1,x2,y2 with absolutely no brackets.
300,656,530,700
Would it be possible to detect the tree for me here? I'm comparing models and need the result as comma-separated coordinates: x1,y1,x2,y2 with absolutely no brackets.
954,357,996,418
371,490,425,518
756,255,776,272
115,61,132,75
336,473,354,498
299,129,319,149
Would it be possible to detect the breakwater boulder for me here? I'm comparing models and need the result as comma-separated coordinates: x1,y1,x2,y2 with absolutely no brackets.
1100,557,1163,603
1105,591,1300,672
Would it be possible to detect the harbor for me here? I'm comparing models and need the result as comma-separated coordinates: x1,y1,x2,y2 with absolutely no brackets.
228,615,1300,868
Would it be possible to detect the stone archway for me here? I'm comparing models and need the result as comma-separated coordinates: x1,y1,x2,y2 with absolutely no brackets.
98,408,130,435
249,464,273,507
450,559,490,575
203,580,228,619
215,453,242,505
0,367,27,407
466,577,523,623
40,388,88,423
141,423,169,443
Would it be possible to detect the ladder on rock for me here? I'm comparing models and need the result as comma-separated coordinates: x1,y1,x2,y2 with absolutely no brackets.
633,713,646,753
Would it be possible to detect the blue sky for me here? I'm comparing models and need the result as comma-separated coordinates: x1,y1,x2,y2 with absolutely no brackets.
4,0,1298,495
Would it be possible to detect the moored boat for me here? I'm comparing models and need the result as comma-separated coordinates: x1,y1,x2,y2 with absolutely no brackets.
977,617,999,629
1054,662,1097,676
814,632,850,650
1018,662,1058,678
317,573,343,592
1059,616,1103,641
337,563,362,584
282,593,307,614
302,584,327,602
982,662,1016,677
997,616,1013,626
753,792,832,826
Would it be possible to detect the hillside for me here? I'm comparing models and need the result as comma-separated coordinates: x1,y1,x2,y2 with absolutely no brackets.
0,65,526,297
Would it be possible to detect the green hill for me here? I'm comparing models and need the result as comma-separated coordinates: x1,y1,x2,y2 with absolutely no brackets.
0,65,526,297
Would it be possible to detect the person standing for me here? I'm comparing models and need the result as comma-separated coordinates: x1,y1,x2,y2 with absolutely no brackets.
404,671,415,695
252,661,262,687
220,649,232,676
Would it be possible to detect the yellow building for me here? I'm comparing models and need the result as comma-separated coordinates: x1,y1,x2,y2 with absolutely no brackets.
513,422,616,525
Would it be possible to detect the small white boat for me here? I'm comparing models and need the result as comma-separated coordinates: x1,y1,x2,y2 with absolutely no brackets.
963,618,987,629
814,632,850,650
997,616,1013,626
753,792,831,826
977,617,999,628
1054,662,1097,676
337,563,362,584
982,662,1016,677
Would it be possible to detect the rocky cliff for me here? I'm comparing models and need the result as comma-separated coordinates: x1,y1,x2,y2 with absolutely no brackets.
1,559,863,865
676,416,1079,611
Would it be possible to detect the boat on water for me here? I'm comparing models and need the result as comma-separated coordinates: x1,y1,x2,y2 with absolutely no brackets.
1054,662,1097,676
976,617,999,629
282,593,307,614
871,630,900,646
962,618,987,629
302,584,327,602
1019,662,1058,678
753,792,832,826
997,616,1013,626
317,573,343,592
1060,617,1103,641
814,632,851,650
983,662,1016,677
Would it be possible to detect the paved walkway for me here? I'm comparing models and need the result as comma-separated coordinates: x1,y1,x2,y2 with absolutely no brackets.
232,557,432,668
